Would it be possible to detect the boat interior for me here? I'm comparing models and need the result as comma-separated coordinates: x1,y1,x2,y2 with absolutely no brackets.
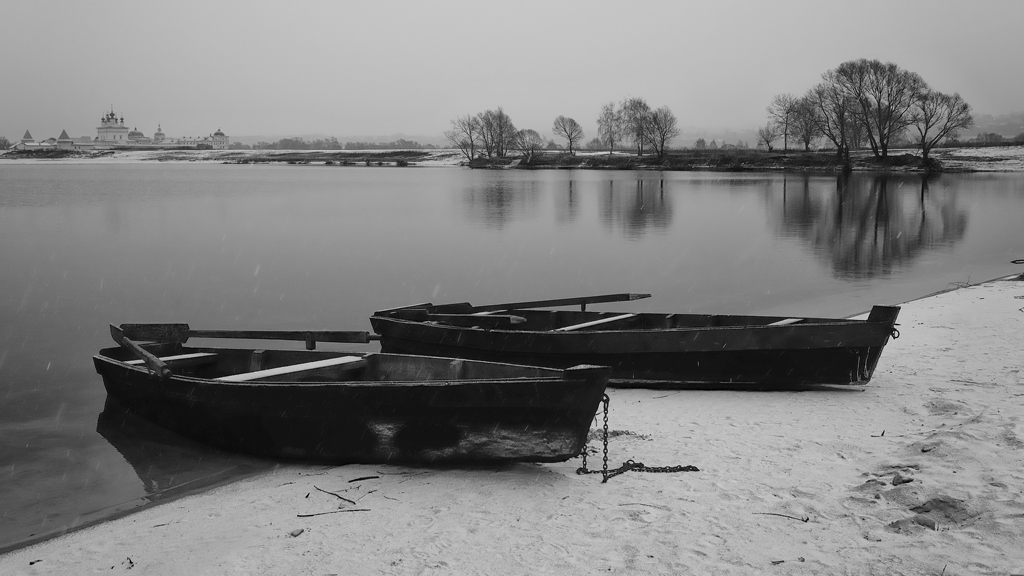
98,345,564,383
388,307,852,332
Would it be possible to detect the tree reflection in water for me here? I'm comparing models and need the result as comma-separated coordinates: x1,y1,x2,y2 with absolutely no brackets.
771,173,967,278
600,178,673,238
554,179,581,223
461,177,541,229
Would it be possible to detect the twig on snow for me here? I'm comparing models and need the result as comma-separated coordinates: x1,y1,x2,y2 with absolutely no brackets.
314,485,356,505
297,509,370,518
753,512,809,523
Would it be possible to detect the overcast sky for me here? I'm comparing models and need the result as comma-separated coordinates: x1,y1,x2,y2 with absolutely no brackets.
3,0,1022,143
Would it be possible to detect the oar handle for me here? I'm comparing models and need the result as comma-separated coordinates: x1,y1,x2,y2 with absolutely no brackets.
187,330,377,345
454,293,651,313
118,323,378,350
110,325,172,379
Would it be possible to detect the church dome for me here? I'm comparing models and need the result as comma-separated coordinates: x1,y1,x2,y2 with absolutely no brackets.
213,128,225,136
128,127,145,140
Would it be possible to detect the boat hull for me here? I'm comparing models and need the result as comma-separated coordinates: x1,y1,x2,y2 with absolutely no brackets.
93,348,608,464
370,306,901,388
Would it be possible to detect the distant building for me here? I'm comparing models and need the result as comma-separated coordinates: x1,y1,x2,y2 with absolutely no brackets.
175,129,229,150
96,110,130,144
57,130,74,150
12,108,227,151
10,129,54,151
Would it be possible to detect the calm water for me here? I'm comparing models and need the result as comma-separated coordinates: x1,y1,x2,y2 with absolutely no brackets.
1,163,1022,550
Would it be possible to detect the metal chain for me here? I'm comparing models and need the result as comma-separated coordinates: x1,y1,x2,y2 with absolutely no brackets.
577,394,608,478
576,394,699,483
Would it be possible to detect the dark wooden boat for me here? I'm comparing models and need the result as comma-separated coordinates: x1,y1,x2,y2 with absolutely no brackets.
94,324,609,464
368,293,902,389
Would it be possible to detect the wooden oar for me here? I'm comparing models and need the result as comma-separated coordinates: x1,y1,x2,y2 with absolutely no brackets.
389,310,527,328
110,324,172,379
371,302,432,315
118,323,379,349
465,292,651,313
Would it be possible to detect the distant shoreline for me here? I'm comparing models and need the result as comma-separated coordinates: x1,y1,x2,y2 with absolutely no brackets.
2,145,1022,172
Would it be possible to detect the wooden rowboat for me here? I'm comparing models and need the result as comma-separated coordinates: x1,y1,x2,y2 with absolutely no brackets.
368,293,902,389
94,324,609,464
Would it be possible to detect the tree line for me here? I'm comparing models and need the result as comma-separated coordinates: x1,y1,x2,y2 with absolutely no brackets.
230,137,438,150
444,97,680,162
758,58,974,164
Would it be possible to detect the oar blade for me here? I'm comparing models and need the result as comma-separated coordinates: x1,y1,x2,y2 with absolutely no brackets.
120,323,192,343
109,323,126,345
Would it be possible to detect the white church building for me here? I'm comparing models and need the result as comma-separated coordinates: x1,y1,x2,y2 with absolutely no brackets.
12,109,228,151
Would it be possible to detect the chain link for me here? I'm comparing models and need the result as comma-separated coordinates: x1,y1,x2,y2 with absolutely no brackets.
576,394,699,483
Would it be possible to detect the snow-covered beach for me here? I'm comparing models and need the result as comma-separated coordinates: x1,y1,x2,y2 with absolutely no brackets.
1,277,1021,575
4,145,1024,171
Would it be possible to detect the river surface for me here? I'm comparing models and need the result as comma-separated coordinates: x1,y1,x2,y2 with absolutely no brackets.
1,163,1022,550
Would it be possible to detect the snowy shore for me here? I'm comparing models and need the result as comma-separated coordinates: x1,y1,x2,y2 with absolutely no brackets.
3,145,1024,171
0,149,465,167
1,277,1022,575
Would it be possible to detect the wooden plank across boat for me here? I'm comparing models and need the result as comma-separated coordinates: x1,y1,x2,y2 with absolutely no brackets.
95,324,609,464
368,293,902,389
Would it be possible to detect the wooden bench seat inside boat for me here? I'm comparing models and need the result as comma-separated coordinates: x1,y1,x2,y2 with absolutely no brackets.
216,355,366,383
125,352,219,369
767,318,803,326
556,313,637,332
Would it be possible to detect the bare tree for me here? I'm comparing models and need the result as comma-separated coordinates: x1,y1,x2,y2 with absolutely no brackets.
444,115,480,161
835,59,927,159
910,90,973,161
790,96,821,151
515,128,545,161
552,116,584,155
806,71,857,166
585,137,604,150
596,102,623,153
767,93,799,151
477,108,517,158
644,106,680,160
619,97,651,156
0,136,10,150
756,123,781,151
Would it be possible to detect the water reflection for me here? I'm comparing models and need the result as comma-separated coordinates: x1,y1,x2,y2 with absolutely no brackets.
96,397,272,498
600,179,673,238
461,177,541,229
771,173,968,278
554,179,580,223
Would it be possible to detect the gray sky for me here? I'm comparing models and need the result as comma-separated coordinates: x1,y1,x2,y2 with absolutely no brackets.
3,0,1022,143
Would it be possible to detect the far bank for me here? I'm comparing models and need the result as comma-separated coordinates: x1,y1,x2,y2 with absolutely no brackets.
467,145,1024,173
2,145,1022,172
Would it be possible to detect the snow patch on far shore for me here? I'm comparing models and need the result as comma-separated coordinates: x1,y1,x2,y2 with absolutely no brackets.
0,149,466,167
930,145,1024,171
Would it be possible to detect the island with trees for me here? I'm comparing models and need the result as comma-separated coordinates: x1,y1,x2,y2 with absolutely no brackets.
447,59,987,173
